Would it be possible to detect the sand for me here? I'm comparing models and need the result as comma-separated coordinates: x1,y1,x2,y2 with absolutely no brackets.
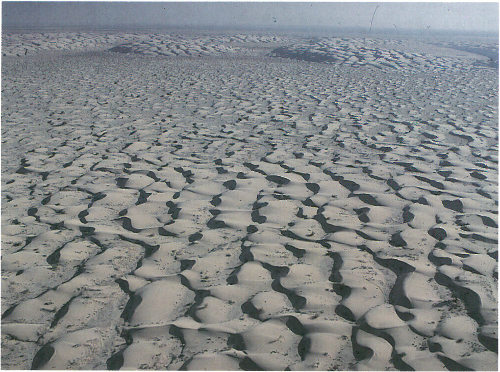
1,30,498,370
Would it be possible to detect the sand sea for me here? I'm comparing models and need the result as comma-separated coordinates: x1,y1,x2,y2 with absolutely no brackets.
1,30,498,370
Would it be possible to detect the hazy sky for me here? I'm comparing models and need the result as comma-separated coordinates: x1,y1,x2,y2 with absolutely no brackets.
2,2,499,33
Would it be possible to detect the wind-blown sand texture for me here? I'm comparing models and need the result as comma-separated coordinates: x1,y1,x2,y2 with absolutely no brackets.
2,31,498,370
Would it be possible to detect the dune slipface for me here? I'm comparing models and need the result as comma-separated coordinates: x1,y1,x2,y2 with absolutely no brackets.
1,30,498,371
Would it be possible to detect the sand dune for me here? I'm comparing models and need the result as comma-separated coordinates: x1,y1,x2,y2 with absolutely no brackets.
2,32,290,58
270,37,492,72
1,31,498,370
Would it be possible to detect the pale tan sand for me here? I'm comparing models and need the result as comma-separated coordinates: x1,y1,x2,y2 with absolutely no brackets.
1,31,498,370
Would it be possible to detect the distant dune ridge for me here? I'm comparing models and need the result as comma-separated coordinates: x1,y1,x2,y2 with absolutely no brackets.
2,30,497,70
1,30,498,370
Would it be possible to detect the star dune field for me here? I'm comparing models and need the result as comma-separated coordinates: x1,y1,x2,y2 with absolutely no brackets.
1,30,498,370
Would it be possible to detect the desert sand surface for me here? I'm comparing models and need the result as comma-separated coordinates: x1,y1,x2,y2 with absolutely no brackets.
1,30,498,370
